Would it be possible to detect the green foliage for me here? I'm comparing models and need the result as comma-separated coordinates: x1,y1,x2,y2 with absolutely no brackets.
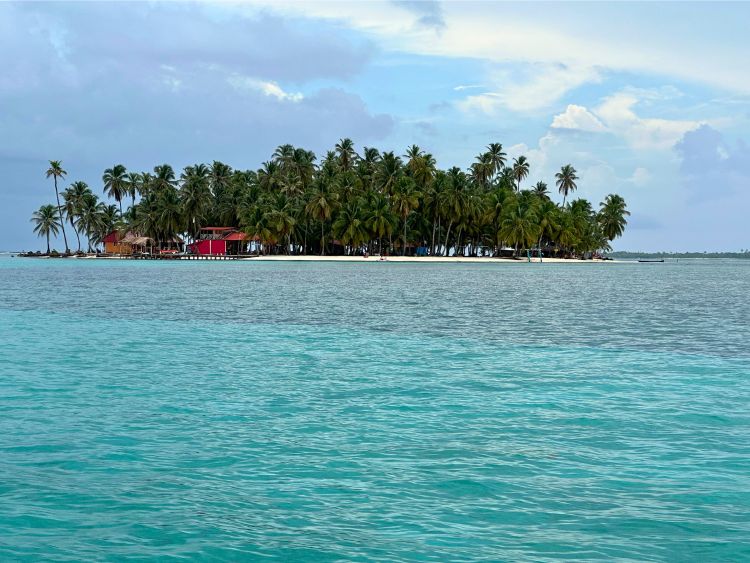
31,203,60,254
39,141,629,256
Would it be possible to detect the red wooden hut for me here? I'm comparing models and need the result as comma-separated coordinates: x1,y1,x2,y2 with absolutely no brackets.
188,227,250,255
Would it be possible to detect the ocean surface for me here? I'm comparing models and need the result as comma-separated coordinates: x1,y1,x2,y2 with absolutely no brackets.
1,256,748,562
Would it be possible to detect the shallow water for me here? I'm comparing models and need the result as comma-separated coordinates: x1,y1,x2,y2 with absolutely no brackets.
1,257,749,561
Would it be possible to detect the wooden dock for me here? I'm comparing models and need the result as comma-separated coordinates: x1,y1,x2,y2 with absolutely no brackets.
128,254,252,261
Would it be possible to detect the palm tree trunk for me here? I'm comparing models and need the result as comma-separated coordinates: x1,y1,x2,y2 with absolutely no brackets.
320,222,325,256
71,219,81,252
430,215,437,256
46,232,50,254
538,234,543,262
402,217,407,256
444,221,453,257
119,200,123,216
53,177,69,253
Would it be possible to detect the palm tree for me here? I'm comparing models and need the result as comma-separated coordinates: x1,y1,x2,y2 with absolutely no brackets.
366,194,395,254
556,212,578,257
102,164,128,215
76,193,102,252
305,180,337,255
391,177,421,255
470,153,494,189
412,152,436,190
598,194,630,241
499,203,539,256
180,164,211,241
156,187,182,249
374,151,403,194
273,144,295,170
125,172,141,208
438,167,469,255
485,186,514,244
45,160,69,253
96,204,120,248
210,161,234,223
535,199,560,254
153,164,177,194
555,164,579,207
533,181,550,199
335,138,356,172
497,166,515,191
265,194,297,253
512,156,530,191
333,201,368,253
31,204,60,253
486,143,507,178
568,199,595,256
62,181,91,252
359,147,381,189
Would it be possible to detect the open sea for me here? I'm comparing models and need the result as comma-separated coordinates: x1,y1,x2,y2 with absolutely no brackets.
1,256,748,562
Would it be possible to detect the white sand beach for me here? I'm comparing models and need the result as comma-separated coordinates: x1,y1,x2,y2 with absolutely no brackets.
247,255,617,263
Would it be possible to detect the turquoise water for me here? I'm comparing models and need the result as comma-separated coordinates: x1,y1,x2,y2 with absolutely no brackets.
1,257,749,561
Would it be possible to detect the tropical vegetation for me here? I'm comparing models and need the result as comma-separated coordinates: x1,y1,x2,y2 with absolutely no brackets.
31,204,60,254
32,141,629,257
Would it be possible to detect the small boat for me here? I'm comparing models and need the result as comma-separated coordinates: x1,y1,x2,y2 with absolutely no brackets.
638,259,664,263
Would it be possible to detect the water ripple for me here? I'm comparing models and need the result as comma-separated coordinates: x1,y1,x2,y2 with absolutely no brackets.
0,258,749,560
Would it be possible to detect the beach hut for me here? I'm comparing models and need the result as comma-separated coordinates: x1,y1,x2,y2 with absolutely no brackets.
222,231,252,255
188,227,239,255
119,234,154,254
103,230,133,255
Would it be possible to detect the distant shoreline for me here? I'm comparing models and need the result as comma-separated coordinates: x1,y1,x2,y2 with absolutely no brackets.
244,255,615,264
12,253,618,264
609,251,750,259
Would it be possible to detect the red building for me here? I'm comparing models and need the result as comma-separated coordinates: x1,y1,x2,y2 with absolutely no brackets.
188,227,249,255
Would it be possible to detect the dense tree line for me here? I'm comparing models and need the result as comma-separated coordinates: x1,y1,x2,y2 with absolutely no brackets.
32,141,629,256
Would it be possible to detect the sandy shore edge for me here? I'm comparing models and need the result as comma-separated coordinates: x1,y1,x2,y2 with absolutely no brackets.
244,255,618,263
18,254,621,263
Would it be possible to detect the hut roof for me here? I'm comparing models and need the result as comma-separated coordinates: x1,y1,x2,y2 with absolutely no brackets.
119,232,140,244
222,231,248,241
102,230,121,243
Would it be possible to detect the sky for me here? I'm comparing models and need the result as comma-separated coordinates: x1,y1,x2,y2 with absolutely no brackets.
2,1,749,252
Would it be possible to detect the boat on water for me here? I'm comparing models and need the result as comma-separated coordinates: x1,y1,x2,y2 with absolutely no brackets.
638,259,665,263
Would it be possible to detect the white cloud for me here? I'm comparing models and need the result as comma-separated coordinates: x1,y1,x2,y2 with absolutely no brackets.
237,2,750,96
227,75,304,102
453,84,483,91
458,92,502,115
458,64,599,113
630,167,651,186
581,162,620,201
547,90,704,150
162,76,183,92
594,92,700,150
551,104,606,132
506,133,562,179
